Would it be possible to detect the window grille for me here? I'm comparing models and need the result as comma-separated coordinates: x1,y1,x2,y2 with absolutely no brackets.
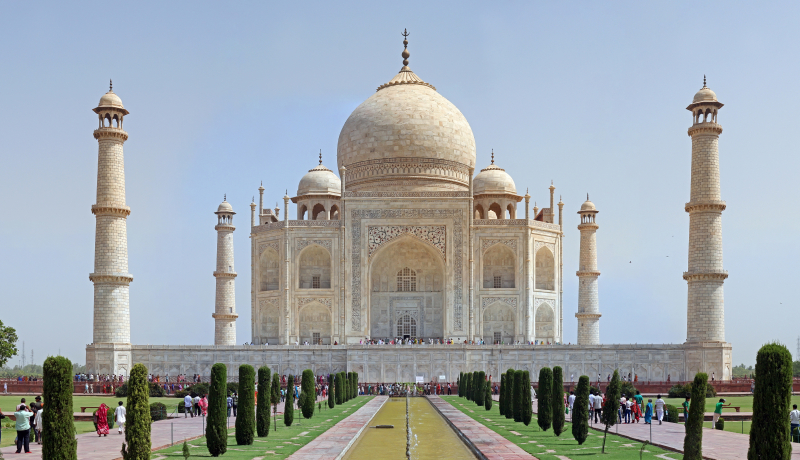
396,315,417,338
312,332,321,345
396,267,417,292
312,275,320,289
494,332,501,344
493,275,502,288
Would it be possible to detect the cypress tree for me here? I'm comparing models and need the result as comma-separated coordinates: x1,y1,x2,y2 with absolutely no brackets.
206,363,228,456
123,363,151,460
571,375,590,444
466,372,473,401
601,369,621,453
284,374,295,426
512,370,523,422
42,356,76,460
328,376,335,409
458,372,463,397
484,379,492,411
498,374,505,416
301,369,315,419
355,372,359,398
236,364,255,445
552,366,565,436
271,373,280,407
475,371,485,406
522,371,533,426
335,373,343,405
342,372,349,402
473,371,479,401
505,369,515,419
256,366,271,437
683,372,707,460
749,343,793,460
536,367,552,430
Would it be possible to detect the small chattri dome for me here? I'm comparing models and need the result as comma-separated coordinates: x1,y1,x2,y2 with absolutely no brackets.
217,200,234,213
692,86,717,104
473,156,517,195
297,164,341,197
98,90,125,110
580,199,596,212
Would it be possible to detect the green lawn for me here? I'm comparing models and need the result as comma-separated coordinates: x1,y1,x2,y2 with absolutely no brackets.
155,396,372,458
440,396,683,459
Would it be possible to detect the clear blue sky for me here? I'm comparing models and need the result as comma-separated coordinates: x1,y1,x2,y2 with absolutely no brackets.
1,1,796,368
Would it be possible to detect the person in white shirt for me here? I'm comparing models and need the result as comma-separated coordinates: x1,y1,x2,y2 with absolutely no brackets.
567,391,576,420
593,392,603,423
588,393,595,421
3,382,6,394
791,404,800,442
184,394,193,418
655,394,666,425
114,401,126,434
33,407,43,444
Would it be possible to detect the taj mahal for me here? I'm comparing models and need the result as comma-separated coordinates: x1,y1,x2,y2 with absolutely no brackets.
85,34,732,382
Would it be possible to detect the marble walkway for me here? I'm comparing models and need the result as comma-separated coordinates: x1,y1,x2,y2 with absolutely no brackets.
287,396,387,460
428,395,536,460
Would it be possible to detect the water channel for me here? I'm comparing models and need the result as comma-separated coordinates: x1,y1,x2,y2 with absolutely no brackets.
343,397,475,460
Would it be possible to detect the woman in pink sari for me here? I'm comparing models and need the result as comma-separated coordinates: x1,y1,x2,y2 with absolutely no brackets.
95,403,110,436
199,395,209,416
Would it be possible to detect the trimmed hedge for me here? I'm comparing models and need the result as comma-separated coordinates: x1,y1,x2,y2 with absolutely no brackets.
284,374,295,426
115,382,165,398
498,374,505,416
206,363,227,457
150,402,168,422
257,366,271,437
552,366,565,436
715,417,725,430
236,364,256,445
536,367,552,430
475,371,485,406
301,369,315,419
571,375,590,445
484,379,492,411
123,363,151,460
513,370,523,422
42,356,76,460
175,383,209,399
749,342,793,460
522,371,532,426
683,373,707,460
668,382,716,399
504,369,515,419
335,373,343,405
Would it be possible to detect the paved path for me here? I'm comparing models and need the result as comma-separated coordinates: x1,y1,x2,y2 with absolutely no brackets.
428,395,536,460
288,396,387,460
0,414,235,459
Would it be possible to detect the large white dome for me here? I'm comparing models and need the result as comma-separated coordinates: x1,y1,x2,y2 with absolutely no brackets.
337,66,476,192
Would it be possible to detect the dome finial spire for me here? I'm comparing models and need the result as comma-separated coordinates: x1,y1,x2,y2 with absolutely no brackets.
224,193,226,201
587,193,589,200
491,149,494,164
703,75,707,88
319,149,322,165
109,79,112,92
401,28,410,69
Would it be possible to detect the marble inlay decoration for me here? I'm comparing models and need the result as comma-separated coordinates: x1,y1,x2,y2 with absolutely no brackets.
296,239,333,252
256,240,280,255
481,296,518,311
481,239,517,252
297,297,333,311
367,226,445,260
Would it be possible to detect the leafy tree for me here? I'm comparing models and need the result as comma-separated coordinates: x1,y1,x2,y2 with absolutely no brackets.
601,370,621,453
522,371,533,426
42,356,76,460
498,373,505,416
123,363,151,460
505,369,515,419
484,379,492,410
552,366,565,436
0,320,18,369
284,374,295,426
475,371,485,406
571,375,590,444
236,364,255,445
206,363,228,456
749,343,793,460
536,368,552,430
301,369,315,419
182,440,190,459
257,366,271,437
683,373,707,460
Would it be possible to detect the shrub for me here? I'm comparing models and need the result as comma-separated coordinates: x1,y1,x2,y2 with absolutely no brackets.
571,376,590,445
123,363,151,460
683,372,707,460
182,440,190,459
475,371,485,406
206,363,228,456
284,374,295,426
668,382,716,399
92,406,115,431
150,402,168,422
115,382,165,398
552,366,565,436
257,366,271,437
175,383,209,399
664,404,679,423
748,342,793,460
505,369,515,419
301,369,315,419
227,382,239,396
484,379,492,411
619,381,637,400
498,374,505,416
536,367,552,430
715,416,724,430
600,370,621,453
522,371,532,426
236,364,255,445
42,356,76,460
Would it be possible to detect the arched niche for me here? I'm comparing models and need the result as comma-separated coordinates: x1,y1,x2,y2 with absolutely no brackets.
259,248,280,291
329,204,340,220
535,302,555,342
483,303,515,344
474,204,485,219
482,244,515,288
312,203,326,220
488,202,502,220
535,246,555,290
298,302,331,344
298,204,308,220
298,245,331,289
506,203,516,219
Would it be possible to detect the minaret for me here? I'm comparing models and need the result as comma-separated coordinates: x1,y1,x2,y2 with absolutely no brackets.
575,195,601,345
90,81,132,348
213,196,238,345
684,77,727,343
